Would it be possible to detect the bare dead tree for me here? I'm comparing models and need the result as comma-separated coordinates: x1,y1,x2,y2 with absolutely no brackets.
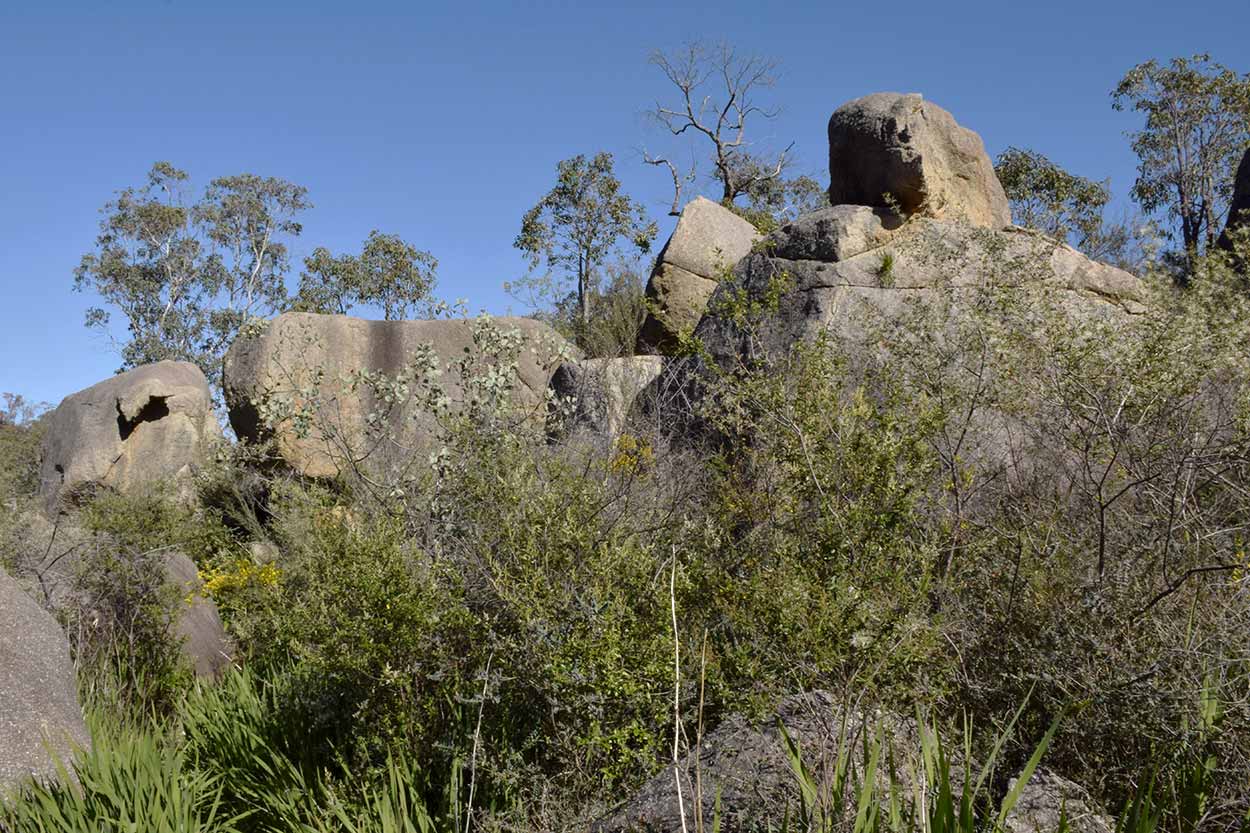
642,151,697,217
648,41,793,208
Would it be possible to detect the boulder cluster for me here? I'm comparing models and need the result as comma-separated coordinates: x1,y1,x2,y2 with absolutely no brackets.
4,91,1154,823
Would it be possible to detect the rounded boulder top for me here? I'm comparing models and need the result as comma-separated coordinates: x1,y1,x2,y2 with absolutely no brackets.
827,92,1012,229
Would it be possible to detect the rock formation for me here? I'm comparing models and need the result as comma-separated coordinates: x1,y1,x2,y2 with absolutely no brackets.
827,92,1012,229
636,197,761,355
38,361,220,515
164,550,234,679
0,567,91,790
549,356,666,441
224,312,572,478
1218,146,1250,253
694,217,1146,372
9,512,232,681
600,690,925,830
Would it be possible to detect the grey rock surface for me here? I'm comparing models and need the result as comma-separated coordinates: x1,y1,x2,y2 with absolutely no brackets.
0,568,91,790
1003,768,1113,833
225,313,573,478
827,92,1011,229
695,218,1146,372
549,356,666,441
38,361,220,515
164,551,233,679
594,691,918,833
637,197,762,355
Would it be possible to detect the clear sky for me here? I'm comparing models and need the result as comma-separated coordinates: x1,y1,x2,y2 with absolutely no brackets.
2,0,1247,406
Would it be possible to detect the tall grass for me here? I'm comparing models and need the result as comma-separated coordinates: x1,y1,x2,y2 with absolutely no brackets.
1,668,447,833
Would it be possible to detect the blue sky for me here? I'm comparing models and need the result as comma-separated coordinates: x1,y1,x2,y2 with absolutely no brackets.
2,0,1247,406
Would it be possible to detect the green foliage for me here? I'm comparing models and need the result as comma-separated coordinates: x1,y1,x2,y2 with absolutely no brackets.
295,230,438,320
1112,54,1250,264
73,162,310,393
66,492,234,716
994,146,1140,267
537,259,648,357
512,151,656,329
0,393,47,508
1,713,244,833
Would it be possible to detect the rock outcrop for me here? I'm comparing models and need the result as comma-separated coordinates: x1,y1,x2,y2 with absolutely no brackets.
594,691,919,833
549,356,666,441
827,93,1011,229
636,197,762,355
224,313,572,478
1002,768,1114,833
164,551,233,679
1218,146,1250,253
10,512,232,681
0,568,91,790
694,217,1146,374
38,361,219,515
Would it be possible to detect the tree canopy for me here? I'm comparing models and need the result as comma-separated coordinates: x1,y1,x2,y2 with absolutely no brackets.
1113,54,1250,268
513,152,656,331
73,163,310,393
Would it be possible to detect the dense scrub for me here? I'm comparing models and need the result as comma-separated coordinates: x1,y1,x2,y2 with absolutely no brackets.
4,243,1250,831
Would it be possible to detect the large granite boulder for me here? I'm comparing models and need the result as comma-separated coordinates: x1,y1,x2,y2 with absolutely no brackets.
38,361,219,515
549,356,666,442
827,93,1012,229
637,197,762,356
224,313,572,478
1218,146,1250,253
0,568,91,790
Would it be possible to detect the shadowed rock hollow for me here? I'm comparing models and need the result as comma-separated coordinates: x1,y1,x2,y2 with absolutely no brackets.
38,361,220,514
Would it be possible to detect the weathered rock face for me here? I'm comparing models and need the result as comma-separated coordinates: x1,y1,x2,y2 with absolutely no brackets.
827,93,1011,229
594,691,919,833
695,217,1147,372
1003,768,1113,833
164,551,233,679
38,361,220,515
0,568,91,790
636,197,762,355
224,312,572,478
549,356,666,441
1218,146,1250,252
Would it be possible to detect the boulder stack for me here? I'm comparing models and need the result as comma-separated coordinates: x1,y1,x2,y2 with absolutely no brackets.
827,92,1011,228
636,197,761,355
38,361,219,515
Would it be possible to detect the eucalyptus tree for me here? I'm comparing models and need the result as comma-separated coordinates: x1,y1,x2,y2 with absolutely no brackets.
513,151,656,330
74,162,309,392
1113,54,1250,272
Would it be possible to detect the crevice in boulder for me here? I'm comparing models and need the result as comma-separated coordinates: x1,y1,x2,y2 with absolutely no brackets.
116,395,170,441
